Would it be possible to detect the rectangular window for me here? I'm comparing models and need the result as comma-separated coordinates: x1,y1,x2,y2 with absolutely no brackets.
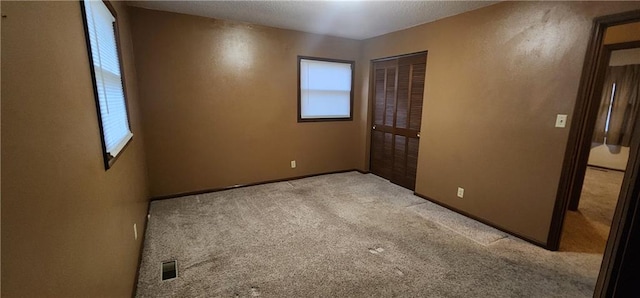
298,56,354,122
81,0,132,169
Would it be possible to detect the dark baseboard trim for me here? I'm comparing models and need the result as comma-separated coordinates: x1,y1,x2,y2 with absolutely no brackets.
356,169,370,174
587,164,625,173
132,201,150,298
413,192,551,250
151,169,366,201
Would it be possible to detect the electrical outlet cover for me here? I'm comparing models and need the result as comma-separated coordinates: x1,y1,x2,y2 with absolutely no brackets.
555,114,568,128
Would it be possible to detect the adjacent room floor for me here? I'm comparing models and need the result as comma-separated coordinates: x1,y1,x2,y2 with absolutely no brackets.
136,172,601,297
561,166,624,253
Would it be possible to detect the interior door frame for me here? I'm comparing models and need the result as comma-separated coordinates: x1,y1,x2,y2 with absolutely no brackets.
595,77,640,296
367,50,427,188
545,8,640,296
547,9,640,250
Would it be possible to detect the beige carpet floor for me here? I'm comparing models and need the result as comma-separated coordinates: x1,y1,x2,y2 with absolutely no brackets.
136,172,602,297
560,166,623,254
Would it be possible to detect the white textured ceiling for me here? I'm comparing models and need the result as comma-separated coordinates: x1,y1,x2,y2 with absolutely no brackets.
127,1,499,40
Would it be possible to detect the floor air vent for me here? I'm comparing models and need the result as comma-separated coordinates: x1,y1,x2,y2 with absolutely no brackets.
161,260,177,281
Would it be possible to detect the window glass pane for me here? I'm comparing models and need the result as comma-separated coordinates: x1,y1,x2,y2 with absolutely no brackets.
301,59,352,91
301,90,351,119
299,58,353,120
83,0,132,162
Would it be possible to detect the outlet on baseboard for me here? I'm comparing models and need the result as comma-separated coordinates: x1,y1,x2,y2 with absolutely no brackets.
134,223,138,240
457,187,464,199
291,160,296,168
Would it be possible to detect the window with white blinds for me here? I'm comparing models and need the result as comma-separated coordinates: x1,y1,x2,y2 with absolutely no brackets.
82,0,132,167
298,57,354,121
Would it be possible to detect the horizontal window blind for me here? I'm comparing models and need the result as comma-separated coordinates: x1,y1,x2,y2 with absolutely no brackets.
84,0,132,159
300,59,352,119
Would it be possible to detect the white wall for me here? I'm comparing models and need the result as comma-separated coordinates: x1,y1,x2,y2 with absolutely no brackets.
588,144,630,170
609,48,640,66
587,47,640,170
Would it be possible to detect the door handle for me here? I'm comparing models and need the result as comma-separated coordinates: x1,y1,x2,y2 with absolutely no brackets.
372,125,377,130
417,133,420,138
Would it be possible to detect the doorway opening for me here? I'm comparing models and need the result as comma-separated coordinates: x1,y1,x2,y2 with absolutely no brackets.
549,10,640,297
560,44,640,254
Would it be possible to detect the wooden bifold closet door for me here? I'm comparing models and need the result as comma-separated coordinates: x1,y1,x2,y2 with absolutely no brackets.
370,52,426,190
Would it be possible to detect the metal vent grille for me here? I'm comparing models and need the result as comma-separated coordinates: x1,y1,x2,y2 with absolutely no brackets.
161,260,177,281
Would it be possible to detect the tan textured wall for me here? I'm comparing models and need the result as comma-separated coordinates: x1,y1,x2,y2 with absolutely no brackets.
1,2,149,297
360,1,640,244
129,8,363,197
604,21,640,44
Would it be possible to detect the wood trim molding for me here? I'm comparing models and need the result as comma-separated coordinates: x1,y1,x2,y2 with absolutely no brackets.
593,31,640,298
548,10,640,251
544,8,640,297
370,50,428,63
151,169,367,200
297,56,355,123
596,103,640,296
79,0,133,170
586,164,626,173
413,192,548,249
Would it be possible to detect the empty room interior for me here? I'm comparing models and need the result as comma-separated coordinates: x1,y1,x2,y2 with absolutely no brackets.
2,1,640,297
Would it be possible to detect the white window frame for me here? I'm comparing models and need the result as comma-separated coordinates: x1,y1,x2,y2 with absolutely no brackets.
80,0,133,169
298,56,354,122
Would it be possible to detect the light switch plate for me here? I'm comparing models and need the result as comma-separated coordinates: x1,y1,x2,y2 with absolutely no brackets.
555,114,568,128
457,187,464,198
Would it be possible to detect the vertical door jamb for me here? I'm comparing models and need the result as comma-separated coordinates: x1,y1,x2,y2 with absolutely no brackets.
547,10,640,251
543,8,640,296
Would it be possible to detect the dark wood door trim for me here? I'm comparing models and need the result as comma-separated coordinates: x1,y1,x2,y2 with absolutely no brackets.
544,8,640,297
596,98,640,297
372,51,428,63
595,39,640,298
567,40,640,212
548,10,640,251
